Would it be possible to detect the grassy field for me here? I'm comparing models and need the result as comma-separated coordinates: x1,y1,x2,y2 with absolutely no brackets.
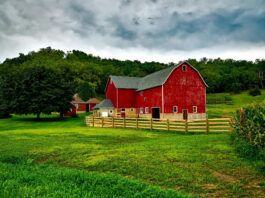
0,112,264,197
207,90,265,118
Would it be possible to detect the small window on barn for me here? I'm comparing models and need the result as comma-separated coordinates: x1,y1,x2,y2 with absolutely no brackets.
193,106,197,113
182,65,187,72
173,106,178,113
140,108,144,114
109,110,113,114
130,108,134,112
145,107,149,114
140,91,143,96
121,108,125,112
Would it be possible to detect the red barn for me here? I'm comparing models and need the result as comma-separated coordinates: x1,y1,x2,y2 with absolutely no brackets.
96,62,207,120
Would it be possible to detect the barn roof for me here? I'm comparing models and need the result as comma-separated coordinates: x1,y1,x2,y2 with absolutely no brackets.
87,98,100,104
72,94,86,104
109,75,141,89
109,62,208,91
94,99,114,109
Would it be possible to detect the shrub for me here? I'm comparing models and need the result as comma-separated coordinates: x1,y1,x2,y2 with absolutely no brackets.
249,87,261,96
231,103,265,159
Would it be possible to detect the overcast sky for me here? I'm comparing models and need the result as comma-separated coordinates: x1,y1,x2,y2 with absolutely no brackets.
0,0,265,63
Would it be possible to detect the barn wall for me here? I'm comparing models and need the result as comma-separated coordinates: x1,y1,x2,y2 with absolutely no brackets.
136,86,162,111
77,103,87,112
117,89,137,108
89,103,97,111
106,80,117,107
163,63,206,114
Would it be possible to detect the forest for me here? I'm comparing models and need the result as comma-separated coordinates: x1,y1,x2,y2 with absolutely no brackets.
0,47,264,98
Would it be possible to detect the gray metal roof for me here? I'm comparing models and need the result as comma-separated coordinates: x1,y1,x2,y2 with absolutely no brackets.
137,65,175,91
94,99,114,109
110,75,141,89
109,62,208,91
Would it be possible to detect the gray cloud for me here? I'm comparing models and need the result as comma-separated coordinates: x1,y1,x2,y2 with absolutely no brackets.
0,0,265,62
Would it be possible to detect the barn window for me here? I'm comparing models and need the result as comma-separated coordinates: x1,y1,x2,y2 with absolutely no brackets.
140,91,143,96
130,108,134,112
173,106,178,113
140,108,144,114
182,65,187,72
109,110,113,114
121,108,125,112
145,107,149,114
193,106,197,113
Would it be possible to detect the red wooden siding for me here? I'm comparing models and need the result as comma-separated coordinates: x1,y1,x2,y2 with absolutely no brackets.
106,79,137,108
136,86,162,112
163,64,206,114
106,80,118,107
89,103,97,111
117,89,137,108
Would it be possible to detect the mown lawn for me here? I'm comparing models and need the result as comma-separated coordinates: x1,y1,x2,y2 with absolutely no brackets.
0,114,264,197
207,90,265,118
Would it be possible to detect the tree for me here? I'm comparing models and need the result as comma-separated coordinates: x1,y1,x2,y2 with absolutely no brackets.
2,66,76,119
78,81,96,101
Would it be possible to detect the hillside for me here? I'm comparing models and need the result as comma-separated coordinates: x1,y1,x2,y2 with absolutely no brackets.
207,90,265,117
0,48,264,96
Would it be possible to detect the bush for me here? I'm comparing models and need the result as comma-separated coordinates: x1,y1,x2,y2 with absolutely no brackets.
249,87,261,96
231,103,265,159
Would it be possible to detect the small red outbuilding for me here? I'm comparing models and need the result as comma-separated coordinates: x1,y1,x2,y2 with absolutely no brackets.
87,98,100,112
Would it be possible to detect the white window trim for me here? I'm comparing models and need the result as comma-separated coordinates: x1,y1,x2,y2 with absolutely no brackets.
173,106,178,113
145,107,149,114
193,106,197,113
140,108,144,114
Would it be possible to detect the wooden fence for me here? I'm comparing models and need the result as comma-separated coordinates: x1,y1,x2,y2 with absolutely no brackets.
85,116,232,133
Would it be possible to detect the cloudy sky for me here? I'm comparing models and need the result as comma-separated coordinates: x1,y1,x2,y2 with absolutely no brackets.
0,0,265,63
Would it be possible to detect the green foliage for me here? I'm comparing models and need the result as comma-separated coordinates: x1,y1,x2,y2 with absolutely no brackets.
207,93,232,104
0,66,76,119
232,103,265,160
1,48,264,97
249,87,261,96
78,81,96,101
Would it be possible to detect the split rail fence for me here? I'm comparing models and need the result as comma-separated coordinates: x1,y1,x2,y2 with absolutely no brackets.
85,116,232,133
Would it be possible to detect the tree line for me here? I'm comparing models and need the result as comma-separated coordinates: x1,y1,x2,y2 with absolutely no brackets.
0,47,264,118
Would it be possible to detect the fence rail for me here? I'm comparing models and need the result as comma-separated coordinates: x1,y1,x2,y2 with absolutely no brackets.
85,116,232,133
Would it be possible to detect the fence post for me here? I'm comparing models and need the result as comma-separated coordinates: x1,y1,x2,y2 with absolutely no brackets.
123,117,126,128
112,117,114,128
185,120,188,134
167,119,169,131
101,118,104,127
229,118,233,133
136,118,138,129
206,117,209,134
92,116,95,127
150,118,153,130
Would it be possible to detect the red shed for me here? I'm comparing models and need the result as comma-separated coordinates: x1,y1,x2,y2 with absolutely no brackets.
97,62,207,120
87,98,101,112
72,94,87,113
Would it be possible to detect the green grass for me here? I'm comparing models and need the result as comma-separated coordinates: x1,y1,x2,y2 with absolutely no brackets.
207,90,265,118
0,114,264,197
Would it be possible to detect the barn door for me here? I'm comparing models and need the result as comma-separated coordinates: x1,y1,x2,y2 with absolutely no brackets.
183,109,188,120
152,108,160,119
